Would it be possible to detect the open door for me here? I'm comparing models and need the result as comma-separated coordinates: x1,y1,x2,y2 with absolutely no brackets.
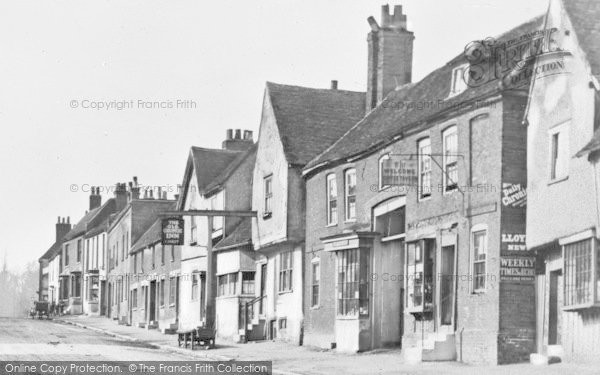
149,281,156,322
440,245,455,326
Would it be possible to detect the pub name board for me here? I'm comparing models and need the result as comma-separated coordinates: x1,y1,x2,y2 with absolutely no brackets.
162,217,184,246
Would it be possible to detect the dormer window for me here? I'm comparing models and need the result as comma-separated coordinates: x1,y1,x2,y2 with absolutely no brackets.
449,64,469,97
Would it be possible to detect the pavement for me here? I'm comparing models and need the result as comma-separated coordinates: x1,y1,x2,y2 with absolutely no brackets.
6,315,600,374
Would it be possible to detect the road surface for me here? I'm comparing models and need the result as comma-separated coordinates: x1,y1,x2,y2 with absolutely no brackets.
0,317,189,361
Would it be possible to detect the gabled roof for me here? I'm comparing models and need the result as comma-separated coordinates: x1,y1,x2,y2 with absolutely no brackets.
202,144,257,196
304,16,544,174
562,0,600,77
131,219,162,253
177,147,242,208
266,82,366,166
214,218,251,250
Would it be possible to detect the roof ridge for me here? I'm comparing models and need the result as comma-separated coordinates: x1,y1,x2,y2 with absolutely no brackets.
266,80,365,95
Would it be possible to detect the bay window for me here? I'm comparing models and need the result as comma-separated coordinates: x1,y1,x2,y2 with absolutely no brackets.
344,169,356,221
242,272,255,295
217,273,239,296
336,248,369,316
563,237,599,308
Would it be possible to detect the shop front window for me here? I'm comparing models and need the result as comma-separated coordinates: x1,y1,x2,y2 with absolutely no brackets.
336,248,369,317
406,239,434,312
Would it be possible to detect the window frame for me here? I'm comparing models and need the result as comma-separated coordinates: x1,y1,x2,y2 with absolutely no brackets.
264,175,273,218
470,224,488,293
417,138,432,201
169,277,176,306
449,63,469,97
562,233,599,310
548,121,570,183
326,174,338,226
378,154,391,191
311,259,320,308
442,126,458,193
336,248,369,317
278,251,293,293
344,169,357,222
242,271,255,295
191,273,199,301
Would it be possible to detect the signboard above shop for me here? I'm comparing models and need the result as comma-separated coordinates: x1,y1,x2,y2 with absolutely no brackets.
382,157,418,187
162,217,184,246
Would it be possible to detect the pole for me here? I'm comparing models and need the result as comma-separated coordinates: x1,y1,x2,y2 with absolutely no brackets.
205,216,217,328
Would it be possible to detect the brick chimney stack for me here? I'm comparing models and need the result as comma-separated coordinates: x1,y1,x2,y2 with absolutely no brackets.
222,128,254,151
56,216,72,242
89,186,102,210
114,182,128,212
366,4,414,110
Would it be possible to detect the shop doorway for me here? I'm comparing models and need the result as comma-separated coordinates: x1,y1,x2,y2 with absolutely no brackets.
440,245,455,326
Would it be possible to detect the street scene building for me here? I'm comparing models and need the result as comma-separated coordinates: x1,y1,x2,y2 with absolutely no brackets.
30,0,600,369
525,0,600,363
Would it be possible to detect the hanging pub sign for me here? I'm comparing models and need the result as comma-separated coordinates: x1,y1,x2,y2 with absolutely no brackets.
162,217,184,246
382,157,418,187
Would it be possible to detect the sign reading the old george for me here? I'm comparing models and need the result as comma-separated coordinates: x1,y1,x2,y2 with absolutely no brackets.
382,157,418,187
162,217,184,246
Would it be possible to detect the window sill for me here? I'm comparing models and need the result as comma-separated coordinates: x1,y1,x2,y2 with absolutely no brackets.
326,223,338,228
548,175,569,186
381,233,406,242
344,219,357,223
278,290,293,295
262,212,273,220
310,305,320,310
418,195,432,203
562,302,598,311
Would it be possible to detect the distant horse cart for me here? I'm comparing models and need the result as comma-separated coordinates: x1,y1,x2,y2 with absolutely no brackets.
29,301,50,319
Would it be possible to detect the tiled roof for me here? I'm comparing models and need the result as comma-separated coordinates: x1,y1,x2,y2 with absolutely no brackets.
191,147,242,191
304,16,544,173
266,82,366,166
201,144,257,196
131,219,162,253
563,0,600,76
63,207,102,241
39,241,62,262
214,218,251,250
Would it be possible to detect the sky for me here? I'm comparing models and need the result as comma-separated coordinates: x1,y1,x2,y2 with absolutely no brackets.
0,0,549,272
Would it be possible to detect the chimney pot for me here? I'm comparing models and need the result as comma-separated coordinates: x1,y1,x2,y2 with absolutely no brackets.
67,216,70,224
133,176,138,187
149,189,154,199
158,187,162,199
57,216,60,224
226,129,233,140
162,191,167,199
331,80,338,90
235,129,241,139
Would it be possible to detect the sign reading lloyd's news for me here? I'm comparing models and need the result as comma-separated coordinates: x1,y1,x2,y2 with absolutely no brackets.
162,217,184,246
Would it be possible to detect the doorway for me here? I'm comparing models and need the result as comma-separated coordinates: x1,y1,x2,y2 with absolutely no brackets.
260,264,267,315
149,281,156,322
440,245,455,326
100,281,106,316
548,270,561,345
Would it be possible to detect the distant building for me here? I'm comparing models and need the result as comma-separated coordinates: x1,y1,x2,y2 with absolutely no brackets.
525,0,600,363
38,216,71,303
106,181,175,325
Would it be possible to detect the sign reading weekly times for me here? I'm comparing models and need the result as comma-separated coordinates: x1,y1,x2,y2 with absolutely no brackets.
381,157,418,187
162,217,184,246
